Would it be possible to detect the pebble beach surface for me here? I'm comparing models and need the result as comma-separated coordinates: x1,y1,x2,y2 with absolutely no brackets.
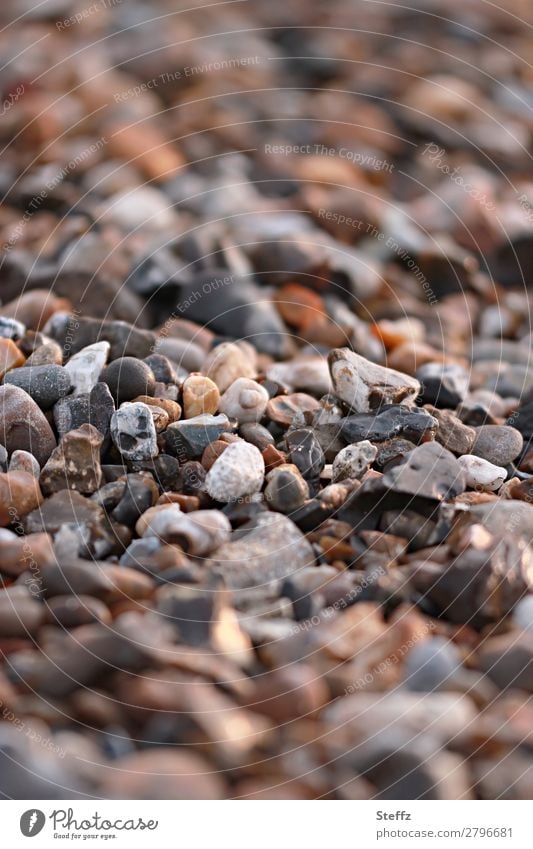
1,0,533,802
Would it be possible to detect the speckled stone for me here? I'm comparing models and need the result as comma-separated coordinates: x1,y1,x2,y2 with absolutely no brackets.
40,423,103,495
110,402,159,462
4,364,72,410
0,384,56,466
472,425,523,467
332,440,377,482
205,441,265,502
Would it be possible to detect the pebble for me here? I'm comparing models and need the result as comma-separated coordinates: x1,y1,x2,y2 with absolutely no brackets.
207,511,315,588
182,374,220,418
205,441,265,502
101,750,225,800
8,450,40,478
264,464,309,513
218,378,269,423
110,402,159,462
332,440,377,482
0,338,25,379
0,317,25,340
53,382,115,441
417,362,469,407
0,529,54,576
404,637,462,692
329,347,420,411
239,422,274,450
134,395,181,423
45,595,111,628
40,424,103,495
164,413,230,460
0,586,45,637
472,425,523,466
340,405,438,443
285,427,325,480
64,341,110,395
203,341,256,392
100,356,156,404
25,341,63,366
426,406,476,455
144,509,231,555
457,455,507,491
4,364,72,410
267,393,320,426
383,442,466,501
0,384,57,466
143,353,180,384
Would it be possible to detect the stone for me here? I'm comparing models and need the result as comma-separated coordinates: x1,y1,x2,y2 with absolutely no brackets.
110,474,158,526
24,490,111,555
0,316,25,340
203,341,257,392
417,362,469,407
426,406,476,455
285,428,325,480
182,374,220,418
100,356,156,404
469,500,533,544
0,384,57,466
457,455,507,491
8,450,40,478
39,424,103,495
341,405,438,444
0,470,43,525
53,382,115,442
143,353,180,384
0,586,45,637
472,425,523,466
383,442,466,501
332,440,377,482
477,632,533,692
0,337,25,378
25,341,63,366
218,378,269,423
4,364,72,410
207,512,315,588
329,347,420,412
0,530,54,576
264,464,309,513
404,637,462,692
64,341,110,395
267,393,320,426
164,414,230,460
205,441,265,502
110,403,159,462
238,422,274,450
143,509,231,555
101,750,225,800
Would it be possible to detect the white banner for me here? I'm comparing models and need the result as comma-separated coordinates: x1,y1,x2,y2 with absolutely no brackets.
2,801,531,848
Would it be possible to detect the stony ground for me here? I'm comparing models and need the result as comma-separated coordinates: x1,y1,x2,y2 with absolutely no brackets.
1,0,533,800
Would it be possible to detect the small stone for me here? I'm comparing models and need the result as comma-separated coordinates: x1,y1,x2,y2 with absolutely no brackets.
332,440,377,482
8,450,40,478
100,357,156,404
472,425,523,466
426,406,476,455
285,428,325,480
513,596,533,631
329,347,420,412
203,341,257,392
110,402,159,462
219,378,269,423
144,509,231,554
207,511,315,588
469,500,533,544
341,405,438,444
0,384,56,466
457,455,507,491
404,637,462,692
238,422,274,450
267,357,331,396
0,338,25,378
0,586,45,637
417,362,469,407
0,317,25,340
164,414,230,460
65,341,109,394
40,424,103,495
25,341,63,366
133,395,181,422
264,464,309,513
0,529,54,576
4,364,72,410
54,382,115,441
205,441,265,502
45,595,111,628
384,442,466,501
267,393,320,426
101,750,224,800
478,632,533,692
374,438,416,471
182,374,220,418
143,353,179,384
136,503,182,537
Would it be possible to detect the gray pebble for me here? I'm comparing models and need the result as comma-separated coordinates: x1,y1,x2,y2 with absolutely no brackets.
110,402,158,462
4,364,72,410
332,440,377,482
472,425,523,466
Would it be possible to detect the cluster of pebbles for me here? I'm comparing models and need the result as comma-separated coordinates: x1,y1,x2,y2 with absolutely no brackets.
1,0,533,800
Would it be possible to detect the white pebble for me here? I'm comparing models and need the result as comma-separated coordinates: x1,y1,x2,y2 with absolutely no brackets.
457,454,506,491
218,378,269,423
64,341,110,395
110,402,158,462
332,440,377,482
205,441,265,502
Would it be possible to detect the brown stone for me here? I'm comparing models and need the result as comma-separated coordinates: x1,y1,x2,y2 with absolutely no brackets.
0,471,43,526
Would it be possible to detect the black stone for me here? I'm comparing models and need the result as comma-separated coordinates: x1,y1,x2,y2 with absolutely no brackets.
341,405,438,444
164,414,230,460
4,364,72,410
416,362,469,408
99,357,156,405
285,427,325,480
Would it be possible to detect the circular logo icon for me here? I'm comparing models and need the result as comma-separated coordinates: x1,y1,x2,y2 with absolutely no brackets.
20,810,46,837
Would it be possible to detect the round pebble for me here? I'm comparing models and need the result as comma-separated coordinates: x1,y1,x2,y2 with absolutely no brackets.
0,384,57,466
205,441,265,502
218,377,269,423
100,357,156,404
4,364,72,410
264,464,309,513
203,341,256,392
182,374,220,418
472,425,523,467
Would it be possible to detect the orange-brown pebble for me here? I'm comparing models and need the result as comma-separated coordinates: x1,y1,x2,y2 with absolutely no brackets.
274,283,326,329
0,289,71,330
0,339,25,378
0,471,43,526
201,440,229,470
182,374,220,418
157,493,200,512
133,395,181,422
262,444,287,473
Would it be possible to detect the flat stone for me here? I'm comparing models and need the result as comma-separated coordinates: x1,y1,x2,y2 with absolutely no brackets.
64,341,109,395
383,442,466,501
164,414,230,460
205,441,265,502
341,405,438,444
457,455,506,491
329,347,420,412
4,364,72,410
0,384,56,466
472,424,523,466
207,512,315,588
110,402,159,462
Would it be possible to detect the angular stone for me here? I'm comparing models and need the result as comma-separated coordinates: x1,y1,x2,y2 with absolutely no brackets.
417,362,469,407
53,382,115,442
164,414,230,460
329,347,420,412
0,384,57,466
110,402,158,462
426,406,476,455
285,428,325,480
332,440,377,482
207,512,315,588
341,405,438,444
64,341,109,395
40,424,103,495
